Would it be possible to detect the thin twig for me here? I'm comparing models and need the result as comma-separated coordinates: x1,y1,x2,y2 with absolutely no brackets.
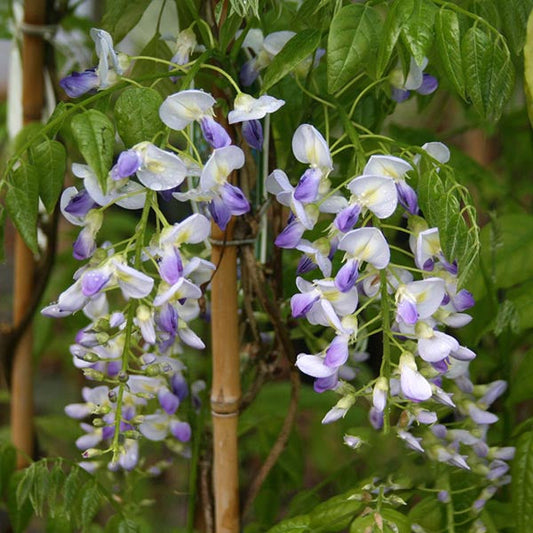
241,367,300,518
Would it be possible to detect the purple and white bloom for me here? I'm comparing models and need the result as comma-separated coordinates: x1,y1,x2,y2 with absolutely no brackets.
399,353,432,402
412,227,456,273
65,385,111,419
395,277,446,325
60,187,98,225
228,93,285,124
389,57,438,102
90,28,124,87
170,27,199,66
414,142,450,167
240,30,296,85
159,89,231,148
134,142,192,191
72,163,146,210
135,305,156,345
336,227,390,292
199,146,249,229
111,258,154,299
60,69,99,98
363,154,417,214
111,149,142,180
296,238,333,277
398,429,424,453
372,377,388,412
414,321,460,363
73,209,103,260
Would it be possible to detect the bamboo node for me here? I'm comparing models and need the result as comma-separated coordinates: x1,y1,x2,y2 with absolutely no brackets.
211,397,241,415
19,22,57,39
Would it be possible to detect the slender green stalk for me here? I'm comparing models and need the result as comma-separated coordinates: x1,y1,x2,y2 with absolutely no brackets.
111,191,154,461
379,268,392,434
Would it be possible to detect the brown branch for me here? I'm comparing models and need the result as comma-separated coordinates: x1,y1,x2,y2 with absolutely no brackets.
241,367,300,519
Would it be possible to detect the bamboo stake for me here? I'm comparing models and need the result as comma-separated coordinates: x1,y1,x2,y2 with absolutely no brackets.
210,220,241,533
11,0,46,468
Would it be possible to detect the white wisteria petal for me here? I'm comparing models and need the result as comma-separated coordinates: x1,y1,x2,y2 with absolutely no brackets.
60,187,86,226
228,93,285,123
338,227,390,269
159,89,216,130
114,181,146,209
400,362,432,401
295,354,337,378
200,145,245,190
418,330,459,362
421,142,450,164
406,277,446,319
292,124,333,171
266,169,293,196
363,155,413,180
263,31,295,57
241,28,264,54
348,175,398,218
160,213,211,246
136,144,189,191
139,413,169,441
319,194,348,213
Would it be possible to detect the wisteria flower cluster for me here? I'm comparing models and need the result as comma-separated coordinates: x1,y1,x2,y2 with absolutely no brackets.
45,31,286,470
268,125,514,513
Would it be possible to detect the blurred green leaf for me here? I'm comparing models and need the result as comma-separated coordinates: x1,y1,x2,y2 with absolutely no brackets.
262,30,321,92
524,9,533,127
497,0,533,55
5,163,40,254
115,87,163,147
8,471,34,533
102,0,150,43
400,0,437,67
508,349,533,405
80,480,103,529
308,490,363,531
327,4,382,92
71,109,115,192
0,442,16,497
408,496,444,531
266,514,311,532
512,430,533,531
417,162,480,287
32,140,66,213
462,26,515,121
435,8,466,98
376,0,412,77
0,206,5,262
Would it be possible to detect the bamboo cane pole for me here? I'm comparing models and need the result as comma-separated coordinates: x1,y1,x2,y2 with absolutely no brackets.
10,0,46,468
210,218,241,533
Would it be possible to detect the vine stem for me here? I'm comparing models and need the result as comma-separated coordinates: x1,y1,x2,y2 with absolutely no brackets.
111,191,154,462
10,0,47,468
379,268,392,435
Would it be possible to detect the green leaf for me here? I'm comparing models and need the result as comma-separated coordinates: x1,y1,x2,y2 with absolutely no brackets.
376,0,413,78
327,4,382,92
262,30,321,92
497,0,533,55
101,0,150,43
0,442,16,497
400,0,437,67
31,140,66,213
114,87,163,147
5,163,39,254
508,349,533,405
512,430,533,531
80,480,103,529
434,8,466,98
16,463,36,508
417,162,480,287
219,12,243,53
462,26,515,121
266,515,311,532
507,279,533,332
524,9,533,127
105,515,140,533
8,471,34,533
308,491,363,530
29,462,49,516
408,496,444,531
71,109,115,192
64,467,83,512
478,213,533,292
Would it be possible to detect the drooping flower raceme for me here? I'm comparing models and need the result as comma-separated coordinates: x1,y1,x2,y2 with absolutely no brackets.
268,126,513,510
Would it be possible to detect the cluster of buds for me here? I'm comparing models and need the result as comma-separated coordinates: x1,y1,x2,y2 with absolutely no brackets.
268,125,513,510
47,38,286,469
